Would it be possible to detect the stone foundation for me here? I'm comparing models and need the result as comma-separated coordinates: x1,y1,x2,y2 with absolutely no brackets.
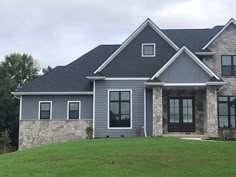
19,120,92,150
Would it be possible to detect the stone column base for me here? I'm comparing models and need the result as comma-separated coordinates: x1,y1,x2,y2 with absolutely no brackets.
152,87,163,136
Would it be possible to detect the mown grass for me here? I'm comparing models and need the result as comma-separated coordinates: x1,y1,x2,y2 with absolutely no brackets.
0,137,236,177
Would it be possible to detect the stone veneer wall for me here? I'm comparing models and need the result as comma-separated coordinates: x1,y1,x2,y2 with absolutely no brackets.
205,87,218,137
203,23,236,96
203,23,236,136
152,87,163,136
19,120,92,150
162,89,206,134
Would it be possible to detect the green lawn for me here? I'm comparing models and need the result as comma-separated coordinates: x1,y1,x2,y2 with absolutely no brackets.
0,137,236,177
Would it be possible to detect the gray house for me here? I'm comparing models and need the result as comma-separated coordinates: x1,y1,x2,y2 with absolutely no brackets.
13,18,236,149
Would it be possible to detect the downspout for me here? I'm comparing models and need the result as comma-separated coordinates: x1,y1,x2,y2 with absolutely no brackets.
92,80,96,138
144,88,147,137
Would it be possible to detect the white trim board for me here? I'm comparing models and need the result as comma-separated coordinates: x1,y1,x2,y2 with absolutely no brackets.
144,82,225,87
12,91,93,96
94,18,179,74
142,43,156,57
105,77,149,81
151,46,220,80
92,80,95,138
202,18,236,50
67,101,81,120
143,88,147,137
107,89,133,130
19,96,22,120
38,101,52,120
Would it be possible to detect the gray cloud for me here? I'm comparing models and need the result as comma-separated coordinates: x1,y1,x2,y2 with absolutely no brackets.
0,0,235,68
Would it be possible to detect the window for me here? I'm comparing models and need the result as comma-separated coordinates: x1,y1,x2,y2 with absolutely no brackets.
67,101,81,119
39,101,52,120
169,99,179,123
221,55,236,76
142,43,155,57
218,96,236,128
108,90,132,128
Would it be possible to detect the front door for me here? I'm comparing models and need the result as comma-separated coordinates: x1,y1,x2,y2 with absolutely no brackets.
168,97,195,132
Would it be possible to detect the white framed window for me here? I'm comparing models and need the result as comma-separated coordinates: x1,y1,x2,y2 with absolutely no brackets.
67,101,81,120
38,101,52,120
142,43,156,57
108,89,132,129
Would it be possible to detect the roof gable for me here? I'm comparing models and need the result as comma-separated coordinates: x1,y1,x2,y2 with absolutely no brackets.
158,52,211,83
202,18,236,50
94,18,179,74
151,46,220,80
99,24,177,77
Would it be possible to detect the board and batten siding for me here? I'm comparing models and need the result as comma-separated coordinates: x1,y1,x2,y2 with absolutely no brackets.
95,80,145,137
158,53,211,83
21,95,93,120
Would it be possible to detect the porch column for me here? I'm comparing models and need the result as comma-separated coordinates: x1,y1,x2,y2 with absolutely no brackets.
206,86,218,137
152,86,163,136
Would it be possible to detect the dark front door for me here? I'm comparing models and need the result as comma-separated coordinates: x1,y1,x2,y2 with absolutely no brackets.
168,97,195,132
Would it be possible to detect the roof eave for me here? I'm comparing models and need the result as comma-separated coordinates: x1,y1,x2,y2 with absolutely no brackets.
11,91,94,96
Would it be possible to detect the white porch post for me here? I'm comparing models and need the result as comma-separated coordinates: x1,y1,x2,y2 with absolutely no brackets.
152,86,163,136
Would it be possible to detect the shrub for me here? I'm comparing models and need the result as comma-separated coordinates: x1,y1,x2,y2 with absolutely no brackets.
85,126,93,139
0,129,12,153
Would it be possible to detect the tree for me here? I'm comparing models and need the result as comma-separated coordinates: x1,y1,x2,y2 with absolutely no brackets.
0,53,39,147
42,66,52,74
0,129,11,153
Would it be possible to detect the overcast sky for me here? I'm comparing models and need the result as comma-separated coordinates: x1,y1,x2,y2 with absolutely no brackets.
0,0,235,68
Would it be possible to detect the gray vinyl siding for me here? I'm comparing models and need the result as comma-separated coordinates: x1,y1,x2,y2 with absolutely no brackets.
146,89,153,136
95,80,145,137
21,95,93,120
158,53,211,83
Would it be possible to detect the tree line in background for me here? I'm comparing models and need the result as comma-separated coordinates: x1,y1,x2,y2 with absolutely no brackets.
0,53,51,152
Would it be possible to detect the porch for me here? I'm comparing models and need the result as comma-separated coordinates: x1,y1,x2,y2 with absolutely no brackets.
145,86,219,137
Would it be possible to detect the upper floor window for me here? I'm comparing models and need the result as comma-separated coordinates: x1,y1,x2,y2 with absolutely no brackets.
39,101,52,120
221,55,236,76
142,43,155,57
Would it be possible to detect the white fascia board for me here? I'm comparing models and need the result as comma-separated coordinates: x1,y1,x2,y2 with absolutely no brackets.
195,52,215,55
86,76,106,80
11,92,94,96
206,82,225,86
163,83,207,87
151,46,220,80
94,18,179,74
105,77,149,81
202,18,236,50
144,82,164,86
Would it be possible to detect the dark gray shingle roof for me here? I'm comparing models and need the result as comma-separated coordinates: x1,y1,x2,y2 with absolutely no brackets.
17,45,120,92
16,25,224,92
162,26,223,52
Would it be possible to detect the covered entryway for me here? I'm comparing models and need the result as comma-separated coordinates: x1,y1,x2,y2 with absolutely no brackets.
168,97,195,132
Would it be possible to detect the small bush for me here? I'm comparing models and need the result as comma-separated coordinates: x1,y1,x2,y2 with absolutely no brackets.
0,129,12,153
85,126,93,139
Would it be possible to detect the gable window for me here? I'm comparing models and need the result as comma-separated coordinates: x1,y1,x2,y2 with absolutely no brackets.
39,101,52,120
67,101,81,119
221,55,236,76
142,43,155,57
218,96,236,128
108,90,132,128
